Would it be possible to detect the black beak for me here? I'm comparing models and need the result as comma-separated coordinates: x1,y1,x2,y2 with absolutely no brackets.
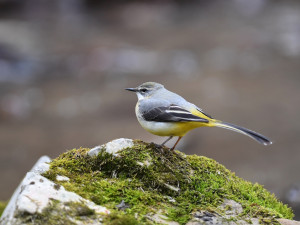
125,88,138,92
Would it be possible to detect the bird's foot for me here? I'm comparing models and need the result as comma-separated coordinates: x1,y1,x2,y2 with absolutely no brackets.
150,142,165,153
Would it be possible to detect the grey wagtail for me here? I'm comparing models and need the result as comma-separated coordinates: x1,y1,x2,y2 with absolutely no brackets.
126,82,272,150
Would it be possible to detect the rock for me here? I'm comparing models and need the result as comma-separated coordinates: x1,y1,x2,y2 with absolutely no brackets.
146,210,180,225
14,172,108,213
0,156,109,225
186,200,261,224
0,156,51,225
219,199,243,219
88,138,134,156
186,210,224,225
187,211,259,225
88,145,103,156
30,155,51,174
1,140,299,224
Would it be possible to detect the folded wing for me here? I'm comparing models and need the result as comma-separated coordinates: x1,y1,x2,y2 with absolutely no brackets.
142,104,209,123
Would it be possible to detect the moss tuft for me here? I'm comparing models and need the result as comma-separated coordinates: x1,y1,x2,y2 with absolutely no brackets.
42,141,294,224
103,212,139,225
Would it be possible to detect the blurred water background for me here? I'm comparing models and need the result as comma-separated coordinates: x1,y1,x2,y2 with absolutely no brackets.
1,0,300,219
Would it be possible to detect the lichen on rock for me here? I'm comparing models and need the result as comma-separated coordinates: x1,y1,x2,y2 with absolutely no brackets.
39,139,294,224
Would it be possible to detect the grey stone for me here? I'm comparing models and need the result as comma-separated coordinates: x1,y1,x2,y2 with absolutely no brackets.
0,155,109,225
146,210,180,225
187,210,225,225
0,155,51,225
88,138,134,156
219,199,243,219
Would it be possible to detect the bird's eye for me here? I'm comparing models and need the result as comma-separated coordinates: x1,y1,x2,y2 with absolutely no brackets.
140,88,147,93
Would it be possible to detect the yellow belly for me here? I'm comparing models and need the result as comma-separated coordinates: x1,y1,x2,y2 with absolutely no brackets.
138,119,210,137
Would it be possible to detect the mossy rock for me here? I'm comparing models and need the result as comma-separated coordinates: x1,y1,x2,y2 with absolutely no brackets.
43,140,294,224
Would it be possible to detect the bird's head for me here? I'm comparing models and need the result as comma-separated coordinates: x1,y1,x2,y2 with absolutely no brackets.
126,82,164,100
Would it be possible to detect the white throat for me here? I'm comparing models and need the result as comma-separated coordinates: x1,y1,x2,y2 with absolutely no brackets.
136,92,145,100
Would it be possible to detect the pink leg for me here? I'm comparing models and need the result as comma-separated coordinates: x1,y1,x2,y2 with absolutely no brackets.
170,137,182,151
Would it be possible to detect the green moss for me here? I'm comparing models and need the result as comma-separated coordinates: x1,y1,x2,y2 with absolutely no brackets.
103,212,139,225
0,201,8,217
43,141,294,224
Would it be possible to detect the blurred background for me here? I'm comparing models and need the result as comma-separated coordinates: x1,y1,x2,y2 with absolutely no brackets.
0,0,300,219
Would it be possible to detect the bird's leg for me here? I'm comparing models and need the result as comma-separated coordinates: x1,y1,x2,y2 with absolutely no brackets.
170,137,182,151
161,136,173,146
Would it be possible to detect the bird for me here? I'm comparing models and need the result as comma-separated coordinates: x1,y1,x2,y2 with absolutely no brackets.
126,82,272,151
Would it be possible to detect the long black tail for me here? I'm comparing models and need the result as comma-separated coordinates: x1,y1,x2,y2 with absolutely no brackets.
213,121,272,145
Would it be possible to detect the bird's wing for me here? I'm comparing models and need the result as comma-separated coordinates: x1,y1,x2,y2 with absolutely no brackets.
142,104,209,123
